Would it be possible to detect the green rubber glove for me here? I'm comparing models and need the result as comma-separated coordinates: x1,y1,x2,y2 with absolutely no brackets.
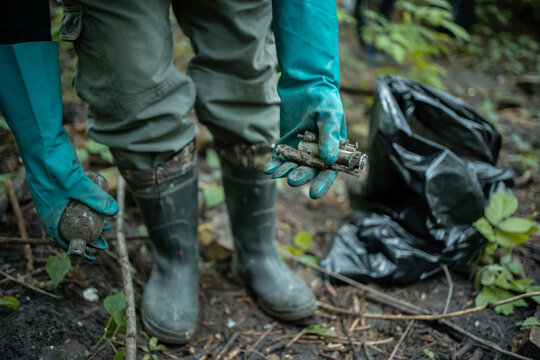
264,0,347,199
0,42,118,260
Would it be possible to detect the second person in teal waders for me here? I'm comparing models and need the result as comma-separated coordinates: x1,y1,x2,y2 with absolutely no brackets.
0,0,118,261
57,0,347,342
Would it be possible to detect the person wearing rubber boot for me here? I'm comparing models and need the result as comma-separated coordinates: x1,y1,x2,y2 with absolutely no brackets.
0,1,118,261
57,0,346,343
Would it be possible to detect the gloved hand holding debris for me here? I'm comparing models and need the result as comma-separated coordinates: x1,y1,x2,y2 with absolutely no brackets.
0,42,118,260
264,0,348,199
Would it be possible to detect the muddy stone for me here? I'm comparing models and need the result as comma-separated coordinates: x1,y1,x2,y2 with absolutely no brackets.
58,171,108,256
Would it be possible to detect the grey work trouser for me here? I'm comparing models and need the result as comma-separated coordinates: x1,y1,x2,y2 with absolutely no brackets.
59,0,280,170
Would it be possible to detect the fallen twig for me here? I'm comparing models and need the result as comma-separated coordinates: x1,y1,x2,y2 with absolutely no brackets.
388,320,414,360
4,178,33,270
116,176,137,360
223,346,242,360
246,322,277,360
442,264,453,314
341,316,360,360
215,333,239,360
0,269,61,299
283,251,534,360
317,291,540,320
0,234,147,245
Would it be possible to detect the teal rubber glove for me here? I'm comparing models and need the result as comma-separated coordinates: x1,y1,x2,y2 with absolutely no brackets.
264,0,347,199
0,42,118,260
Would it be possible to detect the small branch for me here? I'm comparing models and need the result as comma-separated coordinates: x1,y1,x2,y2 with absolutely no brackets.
388,320,414,360
0,237,50,245
0,234,148,245
246,322,277,360
341,317,360,360
317,291,540,320
4,179,33,270
282,251,535,360
215,333,239,360
0,269,62,299
442,265,453,314
116,176,137,360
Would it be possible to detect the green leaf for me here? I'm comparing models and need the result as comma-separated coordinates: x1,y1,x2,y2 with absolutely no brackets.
507,259,524,277
484,242,497,255
286,245,302,257
0,296,19,310
99,149,114,164
303,323,333,337
495,230,529,249
149,337,158,349
294,231,313,251
495,299,528,316
143,354,150,360
140,330,150,340
516,317,540,329
85,139,109,154
479,265,502,286
152,355,158,360
473,218,496,242
299,255,319,265
526,285,540,304
142,346,149,353
500,253,512,266
493,272,511,290
205,149,221,169
75,148,89,164
113,348,125,360
509,278,533,292
499,217,536,233
202,185,225,209
512,133,532,152
423,349,435,359
46,254,71,287
154,344,167,352
0,172,16,193
476,287,528,315
138,225,149,237
103,293,126,328
485,191,518,225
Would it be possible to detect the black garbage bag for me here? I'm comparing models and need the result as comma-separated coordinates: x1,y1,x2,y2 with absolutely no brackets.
320,75,514,284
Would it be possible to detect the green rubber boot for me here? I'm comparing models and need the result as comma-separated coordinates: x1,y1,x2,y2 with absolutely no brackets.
219,144,317,321
121,143,198,344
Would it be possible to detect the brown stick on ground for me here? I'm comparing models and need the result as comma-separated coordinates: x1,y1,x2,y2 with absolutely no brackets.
116,176,137,360
246,322,277,360
388,320,414,360
0,234,148,245
317,291,540,320
0,269,61,299
281,251,534,360
3,179,33,270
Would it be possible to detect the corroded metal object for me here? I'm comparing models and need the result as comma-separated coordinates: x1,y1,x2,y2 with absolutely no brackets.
275,131,368,177
59,171,108,257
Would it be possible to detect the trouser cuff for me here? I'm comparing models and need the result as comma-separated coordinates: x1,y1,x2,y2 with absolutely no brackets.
119,141,197,187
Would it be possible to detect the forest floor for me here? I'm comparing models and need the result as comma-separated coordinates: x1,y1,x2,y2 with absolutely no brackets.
0,19,539,360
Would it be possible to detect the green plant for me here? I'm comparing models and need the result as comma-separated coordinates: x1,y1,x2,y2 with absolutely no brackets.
46,254,71,287
202,184,225,209
363,0,469,88
508,154,539,173
423,348,435,359
516,317,540,330
92,293,127,359
141,330,167,360
472,191,539,315
285,231,319,265
0,296,19,310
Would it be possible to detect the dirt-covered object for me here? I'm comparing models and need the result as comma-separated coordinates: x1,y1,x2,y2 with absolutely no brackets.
58,171,108,257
